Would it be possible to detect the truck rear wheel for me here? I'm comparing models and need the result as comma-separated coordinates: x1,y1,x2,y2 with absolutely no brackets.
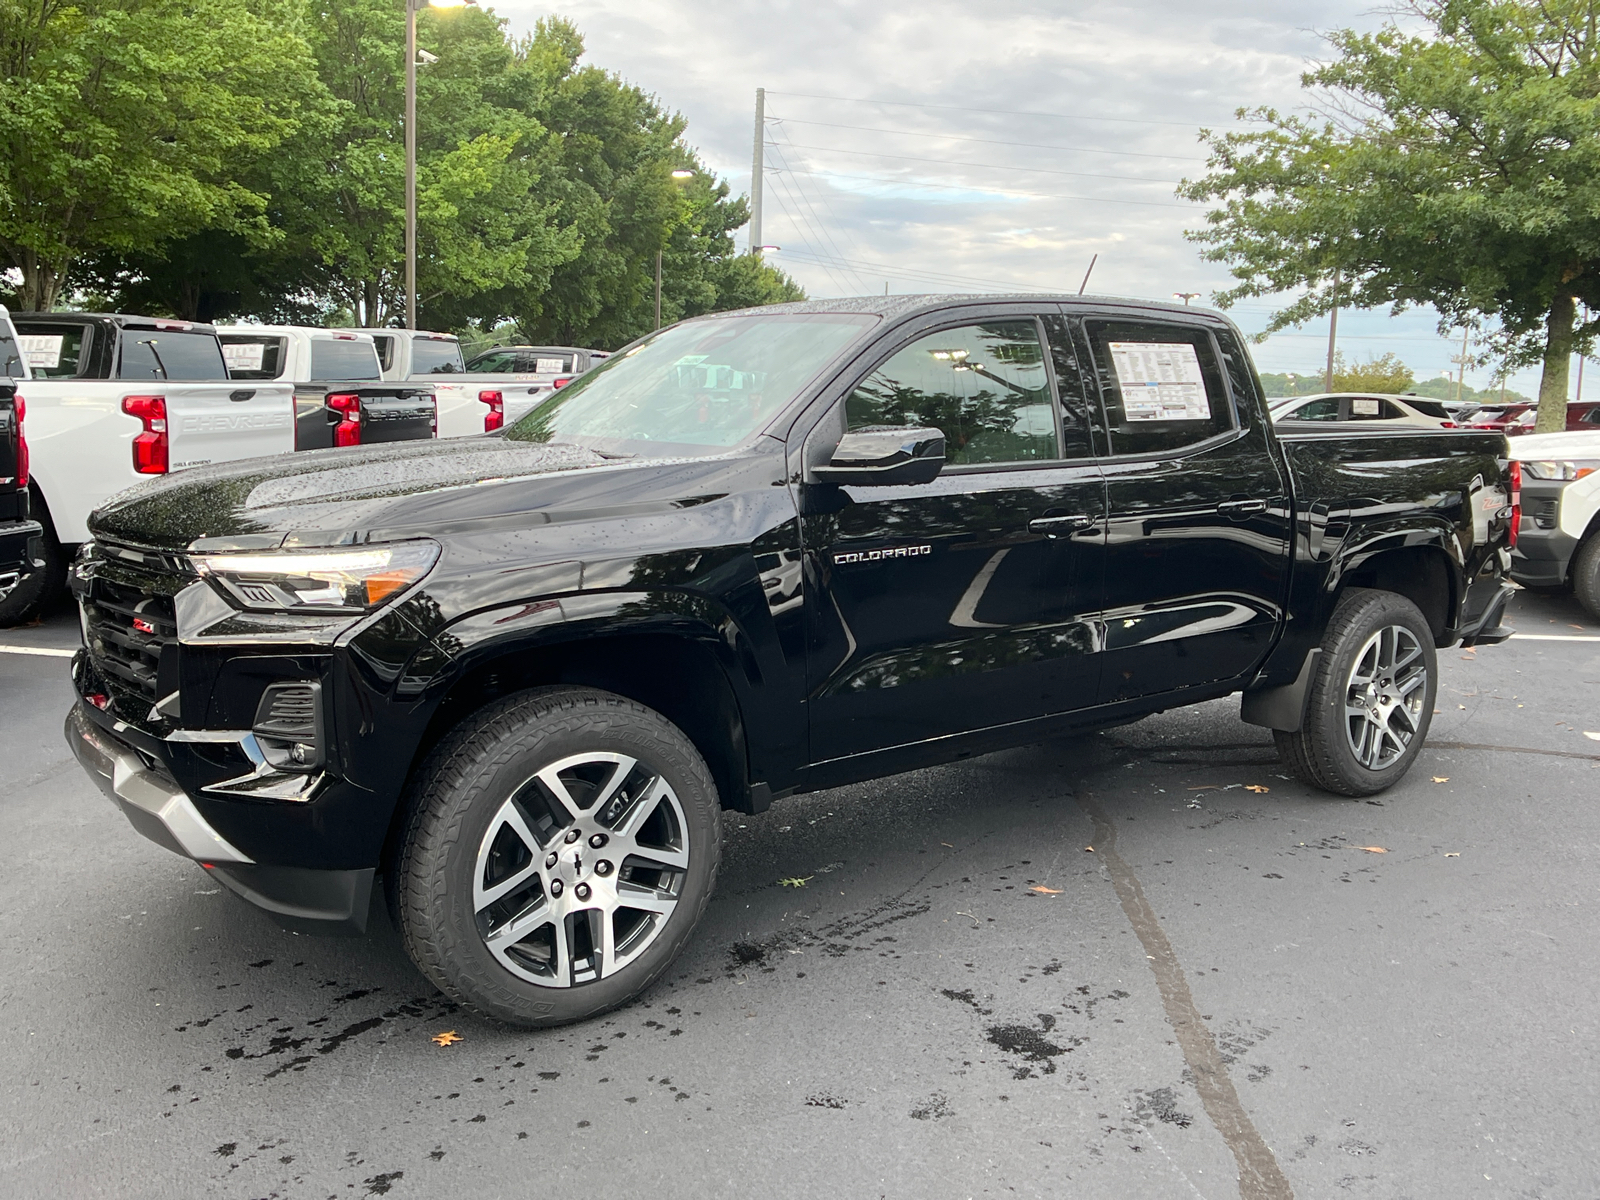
1274,588,1437,797
1573,534,1600,621
394,686,722,1027
0,489,65,626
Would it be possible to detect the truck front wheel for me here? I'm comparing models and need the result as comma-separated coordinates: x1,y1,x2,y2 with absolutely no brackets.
394,686,723,1027
1572,533,1600,621
1274,588,1438,797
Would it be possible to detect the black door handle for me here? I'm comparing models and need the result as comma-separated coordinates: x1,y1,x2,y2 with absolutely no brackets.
1029,513,1097,537
1217,498,1269,516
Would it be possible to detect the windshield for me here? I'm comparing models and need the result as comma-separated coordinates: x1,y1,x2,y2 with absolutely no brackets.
504,313,875,456
118,330,228,380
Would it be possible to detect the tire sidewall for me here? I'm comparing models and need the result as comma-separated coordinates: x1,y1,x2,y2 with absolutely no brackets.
1307,592,1438,795
406,690,721,1026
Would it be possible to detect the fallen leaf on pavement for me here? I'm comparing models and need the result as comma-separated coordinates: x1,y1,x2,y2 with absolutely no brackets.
940,841,954,847
432,1031,463,1047
1029,885,1063,894
1444,852,1460,858
1244,784,1270,794
1357,846,1387,853
1186,785,1218,791
1084,846,1095,853
778,876,813,888
1432,776,1449,783
1585,732,1600,741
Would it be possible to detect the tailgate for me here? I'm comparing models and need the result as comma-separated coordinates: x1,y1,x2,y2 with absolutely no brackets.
361,386,436,444
166,382,296,469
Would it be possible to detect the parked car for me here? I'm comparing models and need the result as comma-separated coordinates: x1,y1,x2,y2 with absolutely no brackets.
1479,400,1600,436
65,294,1515,1027
1272,392,1458,427
464,344,609,382
2,311,295,625
216,326,436,449
0,309,42,604
340,327,548,439
1508,429,1600,616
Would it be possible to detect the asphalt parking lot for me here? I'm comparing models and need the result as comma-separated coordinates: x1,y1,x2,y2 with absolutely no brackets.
2,589,1597,1199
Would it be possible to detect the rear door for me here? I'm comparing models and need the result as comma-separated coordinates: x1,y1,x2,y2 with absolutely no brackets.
801,309,1105,762
121,328,293,469
1078,312,1292,705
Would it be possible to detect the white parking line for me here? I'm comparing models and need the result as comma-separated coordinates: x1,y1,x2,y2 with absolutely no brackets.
0,645,75,658
1508,633,1600,642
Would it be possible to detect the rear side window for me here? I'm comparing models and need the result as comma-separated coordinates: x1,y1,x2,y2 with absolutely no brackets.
309,338,381,381
411,338,465,374
1405,397,1450,419
219,336,288,380
467,349,517,373
529,352,575,374
15,322,90,378
1347,396,1398,420
118,330,228,380
1084,319,1234,456
846,320,1057,466
1288,397,1341,421
370,335,395,371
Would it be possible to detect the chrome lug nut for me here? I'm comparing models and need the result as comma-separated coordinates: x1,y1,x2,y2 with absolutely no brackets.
546,852,559,869
564,829,582,844
588,833,608,848
594,860,613,877
574,882,591,901
549,879,564,898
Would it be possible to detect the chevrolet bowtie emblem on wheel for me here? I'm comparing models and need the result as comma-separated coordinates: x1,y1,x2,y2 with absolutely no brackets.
834,544,932,566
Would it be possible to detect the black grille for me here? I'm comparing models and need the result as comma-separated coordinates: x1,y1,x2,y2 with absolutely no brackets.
254,683,318,740
82,545,186,707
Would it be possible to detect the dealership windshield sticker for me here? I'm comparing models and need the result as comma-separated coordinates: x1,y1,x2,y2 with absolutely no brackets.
20,334,62,369
1108,341,1209,421
222,341,266,372
834,544,932,566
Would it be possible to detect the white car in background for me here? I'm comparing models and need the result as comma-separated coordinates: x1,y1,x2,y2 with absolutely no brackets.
1271,392,1459,427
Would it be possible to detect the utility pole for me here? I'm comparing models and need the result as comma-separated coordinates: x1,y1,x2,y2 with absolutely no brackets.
751,87,765,257
654,250,663,330
1324,267,1341,392
405,0,418,329
1454,327,1469,404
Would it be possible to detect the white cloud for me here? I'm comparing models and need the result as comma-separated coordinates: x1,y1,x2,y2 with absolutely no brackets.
487,0,1558,395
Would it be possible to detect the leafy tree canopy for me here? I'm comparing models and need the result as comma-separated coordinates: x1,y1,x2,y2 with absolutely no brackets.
1181,0,1600,431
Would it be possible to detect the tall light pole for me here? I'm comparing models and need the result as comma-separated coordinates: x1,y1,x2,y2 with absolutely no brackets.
750,87,765,257
406,0,471,329
1324,266,1342,392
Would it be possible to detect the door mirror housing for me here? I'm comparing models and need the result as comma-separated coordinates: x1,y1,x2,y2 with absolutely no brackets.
813,426,945,486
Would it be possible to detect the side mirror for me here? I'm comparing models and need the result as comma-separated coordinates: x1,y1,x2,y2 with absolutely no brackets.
812,425,946,486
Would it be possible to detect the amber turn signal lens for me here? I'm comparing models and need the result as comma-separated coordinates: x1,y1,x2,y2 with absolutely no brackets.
364,571,414,605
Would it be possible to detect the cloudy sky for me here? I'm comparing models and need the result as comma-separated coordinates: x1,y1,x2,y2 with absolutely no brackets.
493,0,1555,396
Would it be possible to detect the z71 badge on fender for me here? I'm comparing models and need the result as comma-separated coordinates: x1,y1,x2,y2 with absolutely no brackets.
833,544,932,565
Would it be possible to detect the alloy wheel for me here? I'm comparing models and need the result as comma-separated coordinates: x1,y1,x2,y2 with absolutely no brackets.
1343,624,1428,770
471,751,690,987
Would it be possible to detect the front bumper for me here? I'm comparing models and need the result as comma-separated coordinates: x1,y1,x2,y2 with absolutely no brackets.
66,701,374,933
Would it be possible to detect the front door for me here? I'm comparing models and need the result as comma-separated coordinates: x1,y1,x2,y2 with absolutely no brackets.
802,314,1105,763
1076,314,1292,704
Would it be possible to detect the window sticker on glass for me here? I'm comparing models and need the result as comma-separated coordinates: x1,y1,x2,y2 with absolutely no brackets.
1108,341,1210,421
20,334,62,369
535,357,566,374
1350,397,1380,415
222,341,266,372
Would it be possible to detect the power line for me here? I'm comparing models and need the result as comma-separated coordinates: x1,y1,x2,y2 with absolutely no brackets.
778,167,1198,209
761,177,860,293
772,117,1205,162
764,140,874,292
775,247,1069,293
767,127,883,290
765,90,1256,131
775,140,1183,186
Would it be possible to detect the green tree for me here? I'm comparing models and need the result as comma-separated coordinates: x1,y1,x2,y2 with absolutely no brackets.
1331,351,1414,393
0,0,313,310
1181,0,1600,433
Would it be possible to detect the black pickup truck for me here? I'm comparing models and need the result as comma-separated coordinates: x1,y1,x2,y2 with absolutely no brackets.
63,295,1515,1027
0,316,40,599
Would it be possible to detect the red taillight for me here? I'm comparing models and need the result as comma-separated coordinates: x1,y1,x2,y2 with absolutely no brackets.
551,376,571,389
13,393,26,488
327,393,361,447
479,389,504,432
121,394,168,474
1441,420,1458,429
1508,459,1522,551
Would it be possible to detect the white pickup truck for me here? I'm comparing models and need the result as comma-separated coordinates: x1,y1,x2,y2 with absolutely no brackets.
1508,430,1600,617
215,326,436,449
341,327,554,438
2,311,295,624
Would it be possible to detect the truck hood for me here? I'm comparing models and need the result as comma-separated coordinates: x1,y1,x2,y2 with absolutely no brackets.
1508,430,1600,459
87,437,731,551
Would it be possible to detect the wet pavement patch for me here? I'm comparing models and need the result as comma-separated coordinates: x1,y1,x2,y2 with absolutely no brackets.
909,1092,953,1120
985,1015,1075,1077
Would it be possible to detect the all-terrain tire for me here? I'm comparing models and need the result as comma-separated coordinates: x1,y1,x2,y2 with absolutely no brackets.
1573,533,1600,622
0,487,65,627
1273,588,1438,797
394,686,722,1027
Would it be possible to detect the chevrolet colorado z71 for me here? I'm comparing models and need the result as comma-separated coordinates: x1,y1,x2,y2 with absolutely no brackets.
64,295,1516,1027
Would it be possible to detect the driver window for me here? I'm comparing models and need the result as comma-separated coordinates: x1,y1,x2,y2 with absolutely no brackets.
844,321,1056,465
1291,397,1341,421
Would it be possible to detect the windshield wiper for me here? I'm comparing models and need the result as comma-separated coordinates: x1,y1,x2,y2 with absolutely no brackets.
137,338,170,380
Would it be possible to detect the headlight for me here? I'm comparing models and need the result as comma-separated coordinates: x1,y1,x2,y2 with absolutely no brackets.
1521,459,1600,481
194,541,440,614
